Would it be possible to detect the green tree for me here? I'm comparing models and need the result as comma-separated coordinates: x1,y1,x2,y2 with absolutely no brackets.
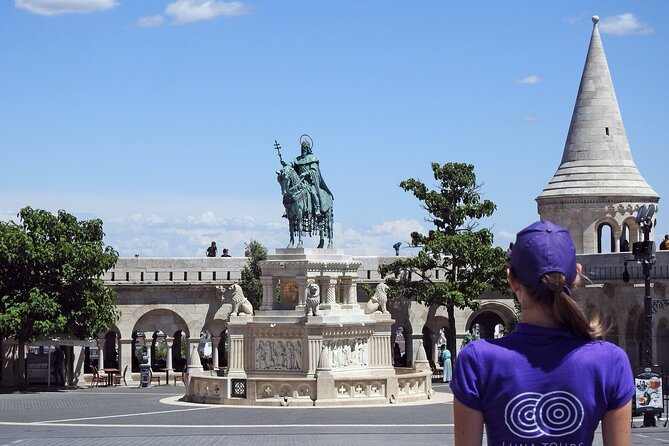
0,207,119,386
239,239,268,309
378,163,507,360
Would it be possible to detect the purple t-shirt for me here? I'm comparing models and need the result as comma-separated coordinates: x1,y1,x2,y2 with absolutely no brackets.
451,323,634,446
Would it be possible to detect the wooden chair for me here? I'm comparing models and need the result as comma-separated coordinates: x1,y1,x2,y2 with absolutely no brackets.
174,366,187,386
90,366,105,388
149,369,161,386
114,365,128,386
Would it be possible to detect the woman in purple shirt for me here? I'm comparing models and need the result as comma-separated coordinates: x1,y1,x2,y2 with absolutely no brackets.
451,221,634,446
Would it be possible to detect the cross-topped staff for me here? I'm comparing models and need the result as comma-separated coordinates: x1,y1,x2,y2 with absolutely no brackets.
274,140,284,165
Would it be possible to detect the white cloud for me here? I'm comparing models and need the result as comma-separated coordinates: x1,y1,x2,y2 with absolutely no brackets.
0,191,428,258
165,0,249,25
15,0,117,16
599,13,653,36
523,115,539,123
137,15,165,28
201,211,219,226
517,75,541,85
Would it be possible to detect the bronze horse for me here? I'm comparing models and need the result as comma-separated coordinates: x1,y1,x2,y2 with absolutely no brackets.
277,164,333,249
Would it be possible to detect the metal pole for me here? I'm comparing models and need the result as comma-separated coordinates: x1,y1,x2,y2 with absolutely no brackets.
644,260,653,366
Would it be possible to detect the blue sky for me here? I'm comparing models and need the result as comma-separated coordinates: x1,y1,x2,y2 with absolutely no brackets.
1,1,667,257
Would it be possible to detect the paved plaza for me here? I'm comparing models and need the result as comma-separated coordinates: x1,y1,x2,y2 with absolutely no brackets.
0,383,667,445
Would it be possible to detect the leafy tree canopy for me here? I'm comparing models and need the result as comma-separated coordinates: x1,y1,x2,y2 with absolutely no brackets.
239,239,268,309
379,163,508,355
0,207,119,342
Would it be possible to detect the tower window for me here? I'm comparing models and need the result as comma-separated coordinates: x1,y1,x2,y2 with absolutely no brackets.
605,127,610,136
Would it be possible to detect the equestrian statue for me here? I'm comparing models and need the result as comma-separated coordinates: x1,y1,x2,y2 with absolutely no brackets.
275,135,334,249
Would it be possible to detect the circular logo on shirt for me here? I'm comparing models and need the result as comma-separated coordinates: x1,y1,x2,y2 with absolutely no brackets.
505,391,584,438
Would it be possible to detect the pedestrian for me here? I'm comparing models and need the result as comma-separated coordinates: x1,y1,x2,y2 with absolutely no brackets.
206,241,217,257
451,220,633,446
52,346,65,386
440,345,452,383
660,234,669,251
221,248,231,257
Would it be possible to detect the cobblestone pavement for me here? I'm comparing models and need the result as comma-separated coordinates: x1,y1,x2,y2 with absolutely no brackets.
0,382,667,445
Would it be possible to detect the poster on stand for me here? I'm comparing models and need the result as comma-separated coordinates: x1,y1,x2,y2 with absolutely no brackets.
633,366,663,415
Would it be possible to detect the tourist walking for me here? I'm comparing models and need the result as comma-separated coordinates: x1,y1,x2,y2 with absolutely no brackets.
440,346,452,383
451,220,633,446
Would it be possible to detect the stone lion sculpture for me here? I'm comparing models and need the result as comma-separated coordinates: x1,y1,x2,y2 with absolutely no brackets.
305,281,321,316
365,283,389,314
228,283,254,316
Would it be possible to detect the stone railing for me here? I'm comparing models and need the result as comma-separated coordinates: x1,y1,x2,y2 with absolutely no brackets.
105,251,669,287
104,255,412,286
578,251,669,282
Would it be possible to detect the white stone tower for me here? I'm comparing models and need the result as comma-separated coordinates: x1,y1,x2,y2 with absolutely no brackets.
537,16,659,254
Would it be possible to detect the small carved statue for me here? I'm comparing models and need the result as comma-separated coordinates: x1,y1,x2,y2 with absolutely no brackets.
228,283,254,316
305,280,321,316
365,283,389,314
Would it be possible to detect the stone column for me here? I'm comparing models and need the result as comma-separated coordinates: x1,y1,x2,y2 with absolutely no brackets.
119,338,133,384
307,336,323,376
320,277,340,310
187,338,199,368
260,276,274,310
97,337,105,370
296,275,309,310
211,336,220,368
165,338,174,371
71,346,84,386
227,333,247,379
340,277,359,309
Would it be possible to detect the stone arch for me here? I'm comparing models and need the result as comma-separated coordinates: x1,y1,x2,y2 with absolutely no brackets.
132,309,189,373
622,216,641,244
619,217,639,251
596,217,619,253
422,313,450,368
391,324,411,367
201,319,228,370
466,302,517,339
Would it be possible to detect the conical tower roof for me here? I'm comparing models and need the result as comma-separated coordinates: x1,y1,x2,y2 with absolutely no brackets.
537,16,658,201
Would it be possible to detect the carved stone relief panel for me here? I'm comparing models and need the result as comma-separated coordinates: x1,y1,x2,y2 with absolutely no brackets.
255,339,303,370
323,338,368,369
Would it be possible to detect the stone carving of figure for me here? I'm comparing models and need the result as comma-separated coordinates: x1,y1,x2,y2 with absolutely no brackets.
263,340,273,368
228,283,254,316
294,340,302,370
286,342,295,369
257,340,266,369
305,281,320,316
365,283,389,314
273,341,286,369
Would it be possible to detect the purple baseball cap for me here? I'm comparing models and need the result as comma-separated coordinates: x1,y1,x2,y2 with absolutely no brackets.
509,220,577,292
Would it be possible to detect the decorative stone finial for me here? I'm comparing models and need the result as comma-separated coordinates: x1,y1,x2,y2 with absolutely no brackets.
592,15,599,25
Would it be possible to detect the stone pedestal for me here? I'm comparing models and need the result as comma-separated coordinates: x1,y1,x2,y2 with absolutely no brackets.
186,248,432,406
